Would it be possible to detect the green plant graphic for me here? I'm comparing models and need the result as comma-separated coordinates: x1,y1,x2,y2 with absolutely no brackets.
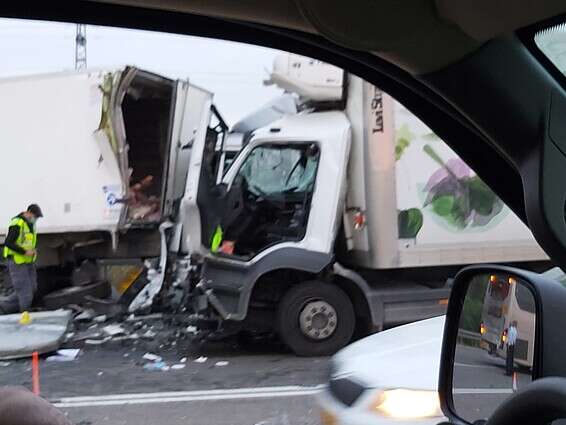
423,144,504,229
395,124,415,161
398,208,424,239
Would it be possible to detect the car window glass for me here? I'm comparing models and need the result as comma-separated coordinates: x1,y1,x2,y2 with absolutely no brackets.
0,16,551,425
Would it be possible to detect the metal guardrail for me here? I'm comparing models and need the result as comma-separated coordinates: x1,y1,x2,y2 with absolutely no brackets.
457,329,482,347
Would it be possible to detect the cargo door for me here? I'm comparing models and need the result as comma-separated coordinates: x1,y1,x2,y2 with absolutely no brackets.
178,89,228,254
163,81,217,215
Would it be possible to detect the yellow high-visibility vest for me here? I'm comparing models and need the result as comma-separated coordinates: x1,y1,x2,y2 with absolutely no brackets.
2,217,36,264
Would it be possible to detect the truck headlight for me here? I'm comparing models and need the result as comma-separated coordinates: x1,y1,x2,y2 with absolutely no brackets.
370,389,441,419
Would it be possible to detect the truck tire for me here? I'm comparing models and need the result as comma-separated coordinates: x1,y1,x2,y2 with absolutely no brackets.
42,280,111,309
277,281,355,356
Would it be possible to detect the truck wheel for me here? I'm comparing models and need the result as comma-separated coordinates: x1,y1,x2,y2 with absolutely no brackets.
42,280,111,309
277,281,355,356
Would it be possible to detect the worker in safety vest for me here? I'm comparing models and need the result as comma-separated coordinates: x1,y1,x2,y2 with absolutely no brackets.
2,204,43,312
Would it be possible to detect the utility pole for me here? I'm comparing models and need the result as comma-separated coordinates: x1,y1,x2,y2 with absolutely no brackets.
75,24,87,70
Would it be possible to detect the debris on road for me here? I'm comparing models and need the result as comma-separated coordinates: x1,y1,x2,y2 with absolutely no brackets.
85,338,110,345
102,324,126,337
0,361,11,367
194,356,208,363
46,348,81,362
93,315,107,323
142,353,162,362
215,361,229,367
180,357,188,363
0,310,72,360
143,361,169,371
171,364,186,370
74,309,96,322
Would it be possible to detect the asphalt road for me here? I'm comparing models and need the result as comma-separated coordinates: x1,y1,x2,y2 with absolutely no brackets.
453,344,531,422
0,329,537,425
0,338,327,425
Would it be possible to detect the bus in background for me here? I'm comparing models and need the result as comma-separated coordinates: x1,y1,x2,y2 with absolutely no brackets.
480,274,536,368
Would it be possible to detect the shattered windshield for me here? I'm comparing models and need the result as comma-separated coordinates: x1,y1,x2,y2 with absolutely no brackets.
239,144,319,196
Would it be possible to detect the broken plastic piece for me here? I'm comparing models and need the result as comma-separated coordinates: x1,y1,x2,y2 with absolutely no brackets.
102,324,126,337
47,349,81,362
142,353,162,362
215,361,229,367
143,361,168,371
0,310,72,360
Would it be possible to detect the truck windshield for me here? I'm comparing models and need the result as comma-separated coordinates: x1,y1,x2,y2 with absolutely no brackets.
239,144,319,196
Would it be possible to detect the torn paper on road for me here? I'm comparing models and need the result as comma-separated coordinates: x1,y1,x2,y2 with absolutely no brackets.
0,310,72,360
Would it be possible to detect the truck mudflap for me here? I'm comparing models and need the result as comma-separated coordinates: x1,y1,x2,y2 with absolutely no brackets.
368,284,451,330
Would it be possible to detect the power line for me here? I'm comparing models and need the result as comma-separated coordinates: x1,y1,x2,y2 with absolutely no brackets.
75,24,87,70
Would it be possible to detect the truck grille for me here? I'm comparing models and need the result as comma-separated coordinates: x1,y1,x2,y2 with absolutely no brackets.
328,377,366,406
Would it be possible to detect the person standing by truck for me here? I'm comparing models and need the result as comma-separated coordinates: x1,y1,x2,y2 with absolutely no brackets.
506,321,518,376
2,204,43,312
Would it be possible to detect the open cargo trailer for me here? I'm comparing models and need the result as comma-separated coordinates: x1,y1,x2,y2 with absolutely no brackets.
0,66,226,274
175,54,549,356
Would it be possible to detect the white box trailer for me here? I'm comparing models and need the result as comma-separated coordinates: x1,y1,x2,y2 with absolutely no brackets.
176,54,549,356
0,67,223,267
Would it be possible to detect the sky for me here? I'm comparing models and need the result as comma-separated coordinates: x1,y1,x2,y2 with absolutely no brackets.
0,18,285,125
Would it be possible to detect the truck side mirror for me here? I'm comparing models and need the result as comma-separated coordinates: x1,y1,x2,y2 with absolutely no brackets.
439,265,566,424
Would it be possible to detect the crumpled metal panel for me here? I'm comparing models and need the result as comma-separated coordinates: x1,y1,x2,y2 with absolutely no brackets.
0,310,72,360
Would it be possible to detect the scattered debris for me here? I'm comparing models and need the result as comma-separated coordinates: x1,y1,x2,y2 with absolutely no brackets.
171,364,186,370
97,371,104,377
143,361,169,371
74,309,96,322
180,357,188,363
141,329,157,339
215,361,229,367
186,326,198,334
85,338,110,345
47,349,81,362
142,353,162,362
126,313,163,322
102,324,126,337
93,315,107,323
194,356,208,363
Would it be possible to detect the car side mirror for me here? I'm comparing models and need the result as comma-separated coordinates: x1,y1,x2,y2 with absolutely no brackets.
439,265,566,425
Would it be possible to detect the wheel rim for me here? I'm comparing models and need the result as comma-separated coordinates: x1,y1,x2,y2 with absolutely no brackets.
299,300,338,340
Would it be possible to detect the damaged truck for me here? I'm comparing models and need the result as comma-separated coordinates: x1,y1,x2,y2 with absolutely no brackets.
0,66,229,309
174,54,549,356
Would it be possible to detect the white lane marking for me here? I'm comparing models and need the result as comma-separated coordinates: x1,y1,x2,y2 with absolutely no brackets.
454,388,514,394
53,385,326,408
